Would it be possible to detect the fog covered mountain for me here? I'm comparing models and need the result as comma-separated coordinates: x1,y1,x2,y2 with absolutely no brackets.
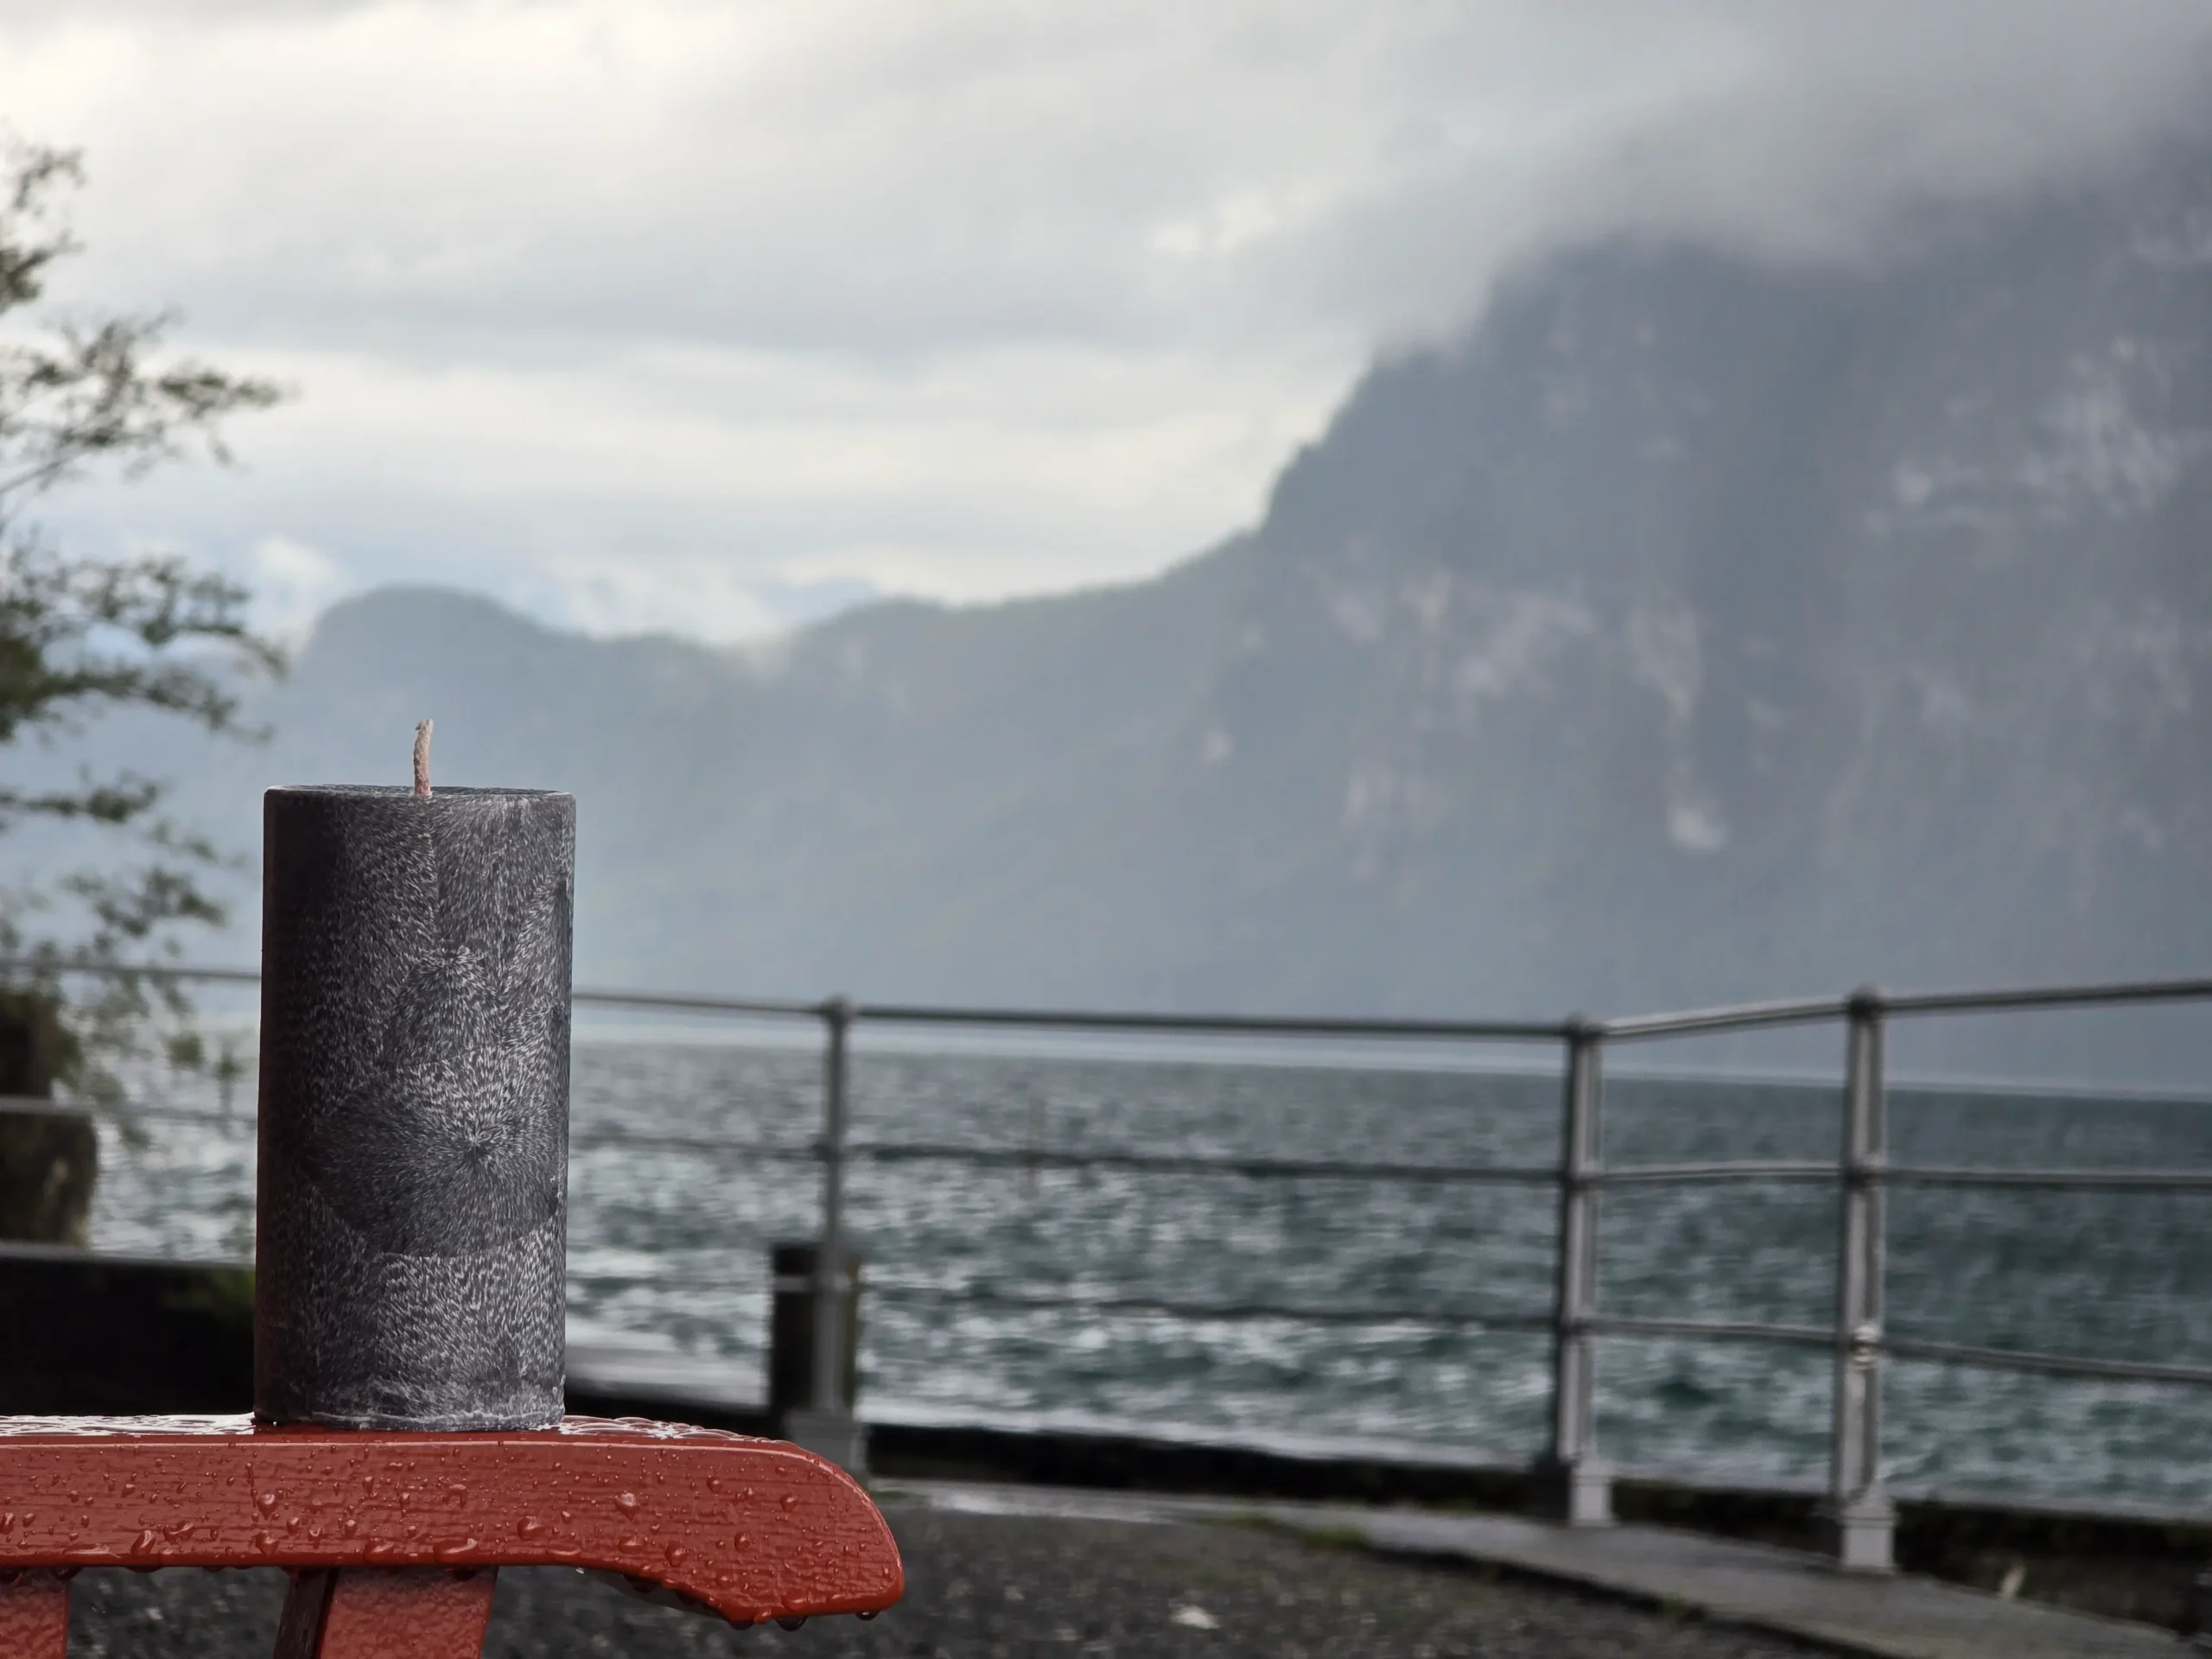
44,143,2212,1074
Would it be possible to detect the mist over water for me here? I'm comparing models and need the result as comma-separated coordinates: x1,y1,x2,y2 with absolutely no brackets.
91,1035,2212,1511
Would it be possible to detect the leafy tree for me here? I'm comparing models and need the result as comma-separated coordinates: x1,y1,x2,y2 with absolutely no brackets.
0,140,285,1099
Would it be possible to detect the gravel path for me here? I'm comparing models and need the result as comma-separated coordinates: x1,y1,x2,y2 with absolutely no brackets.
67,1504,1826,1656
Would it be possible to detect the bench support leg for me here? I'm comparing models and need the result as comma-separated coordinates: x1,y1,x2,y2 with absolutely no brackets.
276,1567,499,1659
0,1569,70,1658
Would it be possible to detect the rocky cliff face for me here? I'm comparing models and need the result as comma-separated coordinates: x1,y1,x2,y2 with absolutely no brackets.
1191,146,2212,1024
58,143,2212,1077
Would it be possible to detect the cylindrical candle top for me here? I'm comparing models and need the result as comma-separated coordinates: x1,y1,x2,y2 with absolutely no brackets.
256,784,575,1430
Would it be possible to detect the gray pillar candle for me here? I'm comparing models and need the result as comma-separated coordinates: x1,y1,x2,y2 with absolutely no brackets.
255,783,575,1430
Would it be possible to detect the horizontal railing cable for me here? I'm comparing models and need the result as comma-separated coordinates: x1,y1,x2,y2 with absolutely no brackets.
1592,1160,1835,1186
1885,1336,2212,1389
567,1131,1559,1183
849,1002,1571,1042
0,958,264,988
866,1283,1556,1332
567,1269,772,1294
573,986,827,1019
0,960,830,1019
3,1100,245,1130
1585,1160,2212,1189
1577,1318,2212,1388
1883,977,2212,1017
571,1130,812,1161
1599,976,2212,1040
849,1141,1557,1185
1586,1314,1834,1349
1598,996,1853,1040
1885,1165,2212,1192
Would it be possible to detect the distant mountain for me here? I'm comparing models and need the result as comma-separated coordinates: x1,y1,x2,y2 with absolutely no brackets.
34,143,2212,1079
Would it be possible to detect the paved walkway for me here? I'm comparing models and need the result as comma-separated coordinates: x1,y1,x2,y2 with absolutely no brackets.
66,1503,1827,1657
899,1480,2189,1658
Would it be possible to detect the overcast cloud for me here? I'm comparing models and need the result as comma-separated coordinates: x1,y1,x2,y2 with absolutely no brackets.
3,1,2209,639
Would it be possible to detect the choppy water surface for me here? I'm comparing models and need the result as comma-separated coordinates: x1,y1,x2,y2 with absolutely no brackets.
89,1038,2212,1510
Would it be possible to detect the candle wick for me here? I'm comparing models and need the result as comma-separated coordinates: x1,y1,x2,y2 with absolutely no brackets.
413,719,434,798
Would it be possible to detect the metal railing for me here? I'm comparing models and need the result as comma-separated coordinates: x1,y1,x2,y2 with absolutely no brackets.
10,960,2212,1572
1573,979,2212,1570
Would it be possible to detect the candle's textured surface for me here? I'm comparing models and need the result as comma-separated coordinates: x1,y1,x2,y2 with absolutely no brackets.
257,785,575,1430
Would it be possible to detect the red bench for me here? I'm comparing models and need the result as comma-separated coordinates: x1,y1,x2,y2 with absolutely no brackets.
0,1414,904,1656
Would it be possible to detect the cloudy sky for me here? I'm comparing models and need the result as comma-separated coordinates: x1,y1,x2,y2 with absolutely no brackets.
4,2,2210,641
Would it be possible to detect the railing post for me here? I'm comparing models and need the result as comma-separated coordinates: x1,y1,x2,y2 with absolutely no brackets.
784,996,866,1472
1533,1017,1611,1525
813,998,850,1414
1823,985,1894,1571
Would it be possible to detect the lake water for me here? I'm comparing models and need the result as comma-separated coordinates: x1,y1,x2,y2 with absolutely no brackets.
86,1033,2212,1513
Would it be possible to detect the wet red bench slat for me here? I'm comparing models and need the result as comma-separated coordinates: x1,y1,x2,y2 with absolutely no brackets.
0,1414,903,1656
